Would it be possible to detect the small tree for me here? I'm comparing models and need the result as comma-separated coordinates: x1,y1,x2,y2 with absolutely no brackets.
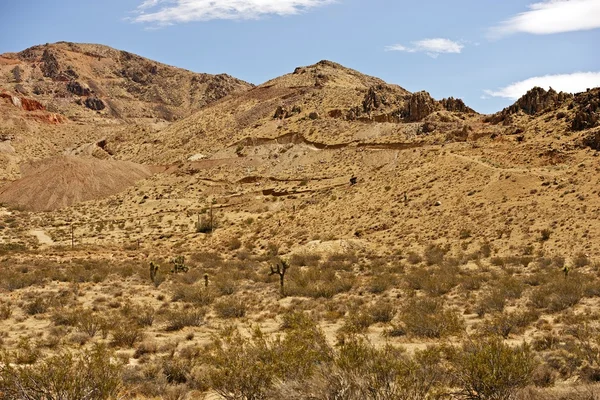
269,259,290,297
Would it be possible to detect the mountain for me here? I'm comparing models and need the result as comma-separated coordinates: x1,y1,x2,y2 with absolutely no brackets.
113,60,477,164
0,42,252,183
0,42,252,122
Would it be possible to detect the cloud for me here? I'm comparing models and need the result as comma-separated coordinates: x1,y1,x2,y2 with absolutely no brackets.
484,72,600,100
131,0,334,25
385,38,464,58
490,0,600,37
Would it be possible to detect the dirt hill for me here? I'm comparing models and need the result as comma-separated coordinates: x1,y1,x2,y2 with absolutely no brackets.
0,156,152,211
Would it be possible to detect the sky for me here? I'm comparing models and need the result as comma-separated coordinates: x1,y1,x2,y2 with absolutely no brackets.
0,0,599,113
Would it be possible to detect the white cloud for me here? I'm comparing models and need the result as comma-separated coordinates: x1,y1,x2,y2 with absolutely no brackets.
131,0,334,25
385,38,464,58
484,72,600,100
491,0,600,37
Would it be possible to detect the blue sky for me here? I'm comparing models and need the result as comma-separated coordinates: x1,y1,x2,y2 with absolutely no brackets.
1,0,599,113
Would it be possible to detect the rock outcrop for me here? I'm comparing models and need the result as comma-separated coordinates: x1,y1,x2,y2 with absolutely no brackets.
572,88,600,131
440,97,475,114
41,49,60,79
403,91,439,122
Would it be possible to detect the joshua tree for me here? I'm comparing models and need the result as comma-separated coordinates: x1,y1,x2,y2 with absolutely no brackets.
149,261,159,284
171,256,188,273
269,259,290,297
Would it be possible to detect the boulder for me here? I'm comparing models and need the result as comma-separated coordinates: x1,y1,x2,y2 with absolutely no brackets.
67,81,91,96
84,96,105,111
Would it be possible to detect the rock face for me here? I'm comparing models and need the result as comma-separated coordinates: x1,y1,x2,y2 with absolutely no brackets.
84,96,105,111
403,91,439,122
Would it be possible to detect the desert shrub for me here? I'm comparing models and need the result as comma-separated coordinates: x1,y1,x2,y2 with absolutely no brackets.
340,309,374,334
214,297,246,319
0,302,11,320
24,297,49,315
163,308,205,331
573,252,591,268
122,303,156,327
133,341,158,359
213,273,238,296
328,337,449,400
206,327,278,400
226,237,242,251
481,310,540,338
424,244,447,266
424,265,460,296
171,284,215,305
286,267,354,299
407,251,422,265
400,297,464,338
530,274,585,312
405,264,459,296
367,273,397,294
475,289,507,317
12,338,41,365
289,252,321,267
452,338,536,400
368,300,396,324
0,344,122,400
111,324,144,348
404,267,429,290
162,355,193,384
274,312,333,380
77,311,108,337
460,273,483,292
